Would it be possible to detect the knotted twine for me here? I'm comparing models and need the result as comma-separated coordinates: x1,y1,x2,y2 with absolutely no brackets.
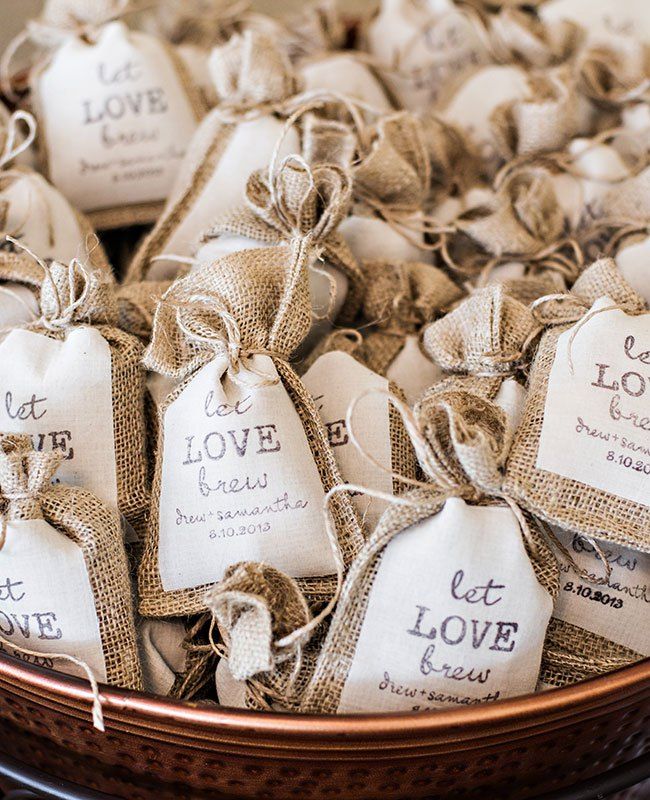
0,433,144,729
138,156,365,618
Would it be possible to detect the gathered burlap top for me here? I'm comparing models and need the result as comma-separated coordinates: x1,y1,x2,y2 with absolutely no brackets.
454,167,566,267
300,387,558,714
138,184,365,615
16,259,149,536
578,38,650,109
209,29,297,111
489,8,581,69
422,283,538,377
200,154,365,324
204,561,320,710
0,433,142,690
504,257,650,553
418,111,477,198
352,112,431,217
349,260,463,379
541,617,643,689
491,68,595,161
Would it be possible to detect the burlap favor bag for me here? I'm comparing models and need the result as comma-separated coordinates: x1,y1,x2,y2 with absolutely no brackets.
356,260,463,405
422,283,540,389
5,0,206,230
0,253,148,537
362,0,491,110
138,175,364,617
490,69,595,162
539,527,646,689
300,390,557,714
442,166,572,277
338,112,434,264
127,30,300,282
206,561,321,711
0,433,142,691
541,0,650,43
196,150,364,355
298,52,393,114
302,352,418,532
504,258,650,553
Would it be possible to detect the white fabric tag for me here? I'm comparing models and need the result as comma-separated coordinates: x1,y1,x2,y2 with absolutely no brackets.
0,282,39,328
215,657,248,708
537,298,650,507
158,354,336,591
616,236,650,306
145,117,299,280
303,351,393,531
339,215,427,265
0,518,107,682
553,528,650,655
386,335,442,407
0,327,117,508
0,172,86,263
36,21,199,212
138,618,187,695
367,0,490,109
337,498,552,713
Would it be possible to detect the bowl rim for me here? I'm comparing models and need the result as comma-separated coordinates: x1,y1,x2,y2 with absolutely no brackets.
1,652,649,742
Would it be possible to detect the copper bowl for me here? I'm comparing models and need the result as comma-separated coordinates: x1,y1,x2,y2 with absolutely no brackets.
0,653,648,800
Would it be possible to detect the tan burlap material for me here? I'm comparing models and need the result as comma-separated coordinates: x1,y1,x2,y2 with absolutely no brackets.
491,70,593,160
587,168,650,228
22,260,149,535
455,167,566,261
138,206,365,615
116,280,172,342
204,561,314,710
489,9,580,69
422,283,538,377
504,258,650,552
200,157,364,323
355,260,463,379
126,31,297,282
578,39,650,109
0,433,142,690
418,112,476,197
353,112,431,216
541,618,643,688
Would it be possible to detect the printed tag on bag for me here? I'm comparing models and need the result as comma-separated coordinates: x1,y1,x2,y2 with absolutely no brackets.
536,298,650,507
0,327,117,508
337,498,552,713
0,518,107,682
303,351,393,531
158,354,335,591
553,528,650,655
35,21,198,212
